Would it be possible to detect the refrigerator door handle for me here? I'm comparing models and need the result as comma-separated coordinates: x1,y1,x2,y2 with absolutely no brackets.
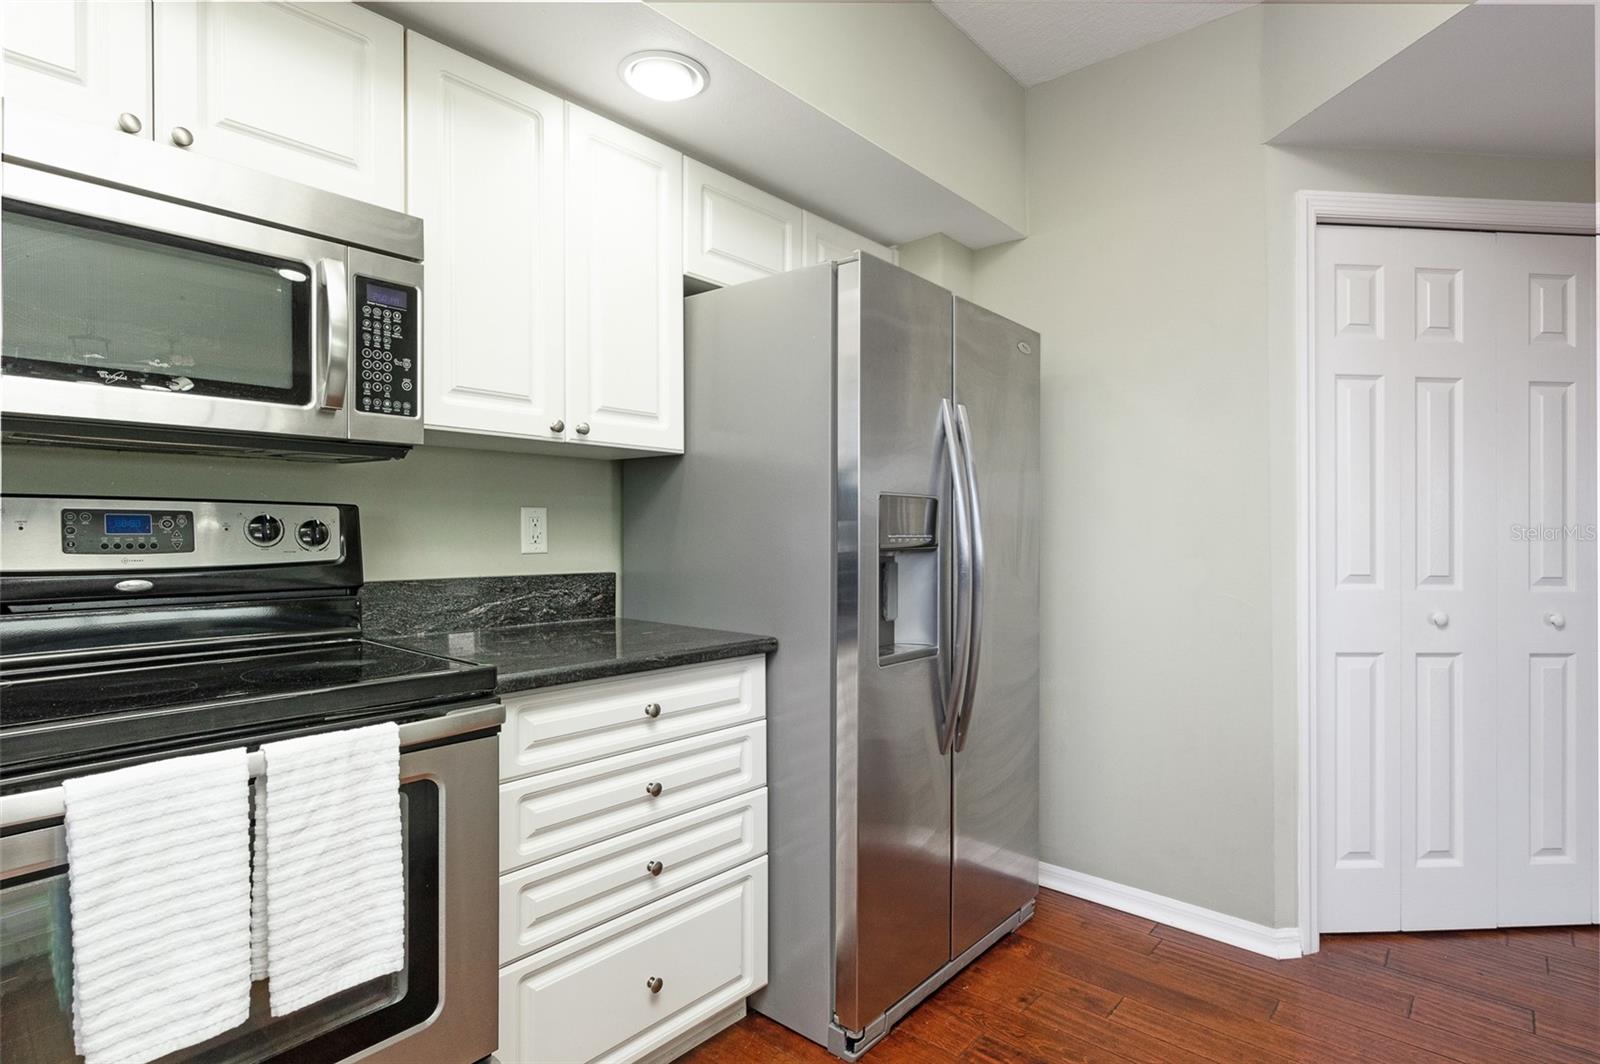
940,398,975,754
953,403,985,752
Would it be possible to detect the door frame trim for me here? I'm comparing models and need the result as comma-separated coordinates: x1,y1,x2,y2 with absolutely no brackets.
1294,190,1599,955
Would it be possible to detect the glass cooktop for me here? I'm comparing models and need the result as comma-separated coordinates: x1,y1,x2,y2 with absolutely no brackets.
0,639,495,788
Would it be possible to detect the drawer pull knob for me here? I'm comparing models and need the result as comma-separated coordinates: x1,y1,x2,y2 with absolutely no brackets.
644,781,663,798
646,976,664,994
644,702,662,719
646,860,664,877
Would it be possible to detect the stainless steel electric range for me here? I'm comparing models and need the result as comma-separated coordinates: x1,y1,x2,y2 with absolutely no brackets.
0,495,502,1064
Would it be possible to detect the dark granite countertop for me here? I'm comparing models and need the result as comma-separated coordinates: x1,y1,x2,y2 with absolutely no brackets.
379,617,777,694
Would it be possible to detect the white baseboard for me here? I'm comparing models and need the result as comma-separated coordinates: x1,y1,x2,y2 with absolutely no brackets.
1038,863,1302,960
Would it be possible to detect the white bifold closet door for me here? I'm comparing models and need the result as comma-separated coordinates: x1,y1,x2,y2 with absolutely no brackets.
1315,225,1596,933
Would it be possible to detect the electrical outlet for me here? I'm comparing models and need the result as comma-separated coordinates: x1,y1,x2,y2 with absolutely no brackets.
520,507,548,554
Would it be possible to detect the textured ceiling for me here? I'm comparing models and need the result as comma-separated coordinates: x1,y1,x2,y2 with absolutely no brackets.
935,0,1255,87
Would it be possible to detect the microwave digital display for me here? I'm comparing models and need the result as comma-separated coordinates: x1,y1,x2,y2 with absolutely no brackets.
365,283,410,310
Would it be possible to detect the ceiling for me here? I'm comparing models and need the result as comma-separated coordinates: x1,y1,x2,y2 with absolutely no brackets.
370,1,1023,247
935,0,1255,87
1272,3,1595,160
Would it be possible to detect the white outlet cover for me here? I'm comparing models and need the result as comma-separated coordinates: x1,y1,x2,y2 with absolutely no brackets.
520,507,548,554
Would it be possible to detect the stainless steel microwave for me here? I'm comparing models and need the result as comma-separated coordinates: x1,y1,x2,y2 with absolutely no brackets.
0,115,423,461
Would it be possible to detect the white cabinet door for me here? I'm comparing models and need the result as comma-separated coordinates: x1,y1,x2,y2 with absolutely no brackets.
407,33,565,440
2,0,152,135
152,1,403,208
565,105,683,453
683,158,802,287
1495,233,1597,927
800,211,895,267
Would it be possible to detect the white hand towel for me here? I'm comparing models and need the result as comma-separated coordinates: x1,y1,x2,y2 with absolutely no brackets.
63,747,252,1064
250,722,405,1016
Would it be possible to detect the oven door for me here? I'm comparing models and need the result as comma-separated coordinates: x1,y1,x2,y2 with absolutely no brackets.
1,162,351,444
0,725,498,1064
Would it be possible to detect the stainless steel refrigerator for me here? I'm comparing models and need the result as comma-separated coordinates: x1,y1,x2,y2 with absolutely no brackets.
622,254,1039,1059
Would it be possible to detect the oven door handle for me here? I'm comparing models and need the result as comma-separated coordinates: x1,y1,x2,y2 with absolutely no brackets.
316,256,351,413
0,702,504,836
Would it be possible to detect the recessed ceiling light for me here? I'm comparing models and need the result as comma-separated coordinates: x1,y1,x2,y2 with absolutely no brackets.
276,267,308,283
620,51,708,102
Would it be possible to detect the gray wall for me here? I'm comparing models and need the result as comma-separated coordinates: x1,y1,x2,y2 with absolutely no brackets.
971,4,1595,926
1,443,620,583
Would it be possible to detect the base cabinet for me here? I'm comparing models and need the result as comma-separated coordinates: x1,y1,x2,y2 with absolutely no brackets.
496,656,768,1064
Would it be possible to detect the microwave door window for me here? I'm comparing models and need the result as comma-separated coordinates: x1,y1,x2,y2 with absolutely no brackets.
1,208,313,404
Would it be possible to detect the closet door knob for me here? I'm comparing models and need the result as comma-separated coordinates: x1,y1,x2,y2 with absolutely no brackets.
170,126,194,148
549,419,565,433
646,976,664,994
644,781,663,798
1428,611,1449,629
117,112,143,134
644,702,662,719
575,422,590,436
1545,612,1566,630
646,860,664,877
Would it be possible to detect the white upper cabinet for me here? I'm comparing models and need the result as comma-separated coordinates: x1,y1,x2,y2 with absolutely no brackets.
152,1,404,209
407,32,565,441
801,211,896,267
2,0,152,135
683,158,803,288
565,105,684,454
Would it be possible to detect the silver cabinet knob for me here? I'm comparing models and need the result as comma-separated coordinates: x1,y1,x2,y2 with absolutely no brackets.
1545,612,1567,630
1428,611,1449,629
170,126,194,148
646,860,664,877
116,112,143,135
644,702,662,719
644,781,663,798
575,422,590,436
549,419,565,433
645,976,663,994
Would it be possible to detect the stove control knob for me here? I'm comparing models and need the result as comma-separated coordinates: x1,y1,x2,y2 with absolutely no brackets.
246,514,284,547
296,519,331,551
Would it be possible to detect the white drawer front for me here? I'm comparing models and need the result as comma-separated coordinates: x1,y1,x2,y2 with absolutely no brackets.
500,788,767,964
500,722,766,872
498,857,768,1064
500,657,765,782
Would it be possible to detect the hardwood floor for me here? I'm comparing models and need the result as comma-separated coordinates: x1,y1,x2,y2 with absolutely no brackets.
682,889,1600,1063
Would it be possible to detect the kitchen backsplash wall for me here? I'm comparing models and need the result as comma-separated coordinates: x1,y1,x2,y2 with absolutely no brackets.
0,443,621,583
362,572,615,637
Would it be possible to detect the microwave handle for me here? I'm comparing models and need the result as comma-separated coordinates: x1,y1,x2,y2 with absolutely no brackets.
316,257,350,412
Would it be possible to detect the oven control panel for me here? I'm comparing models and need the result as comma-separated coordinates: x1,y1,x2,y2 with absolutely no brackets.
356,277,418,419
62,508,195,556
1,498,344,572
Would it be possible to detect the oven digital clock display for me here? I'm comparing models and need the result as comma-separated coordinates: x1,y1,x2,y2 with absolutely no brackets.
104,513,153,535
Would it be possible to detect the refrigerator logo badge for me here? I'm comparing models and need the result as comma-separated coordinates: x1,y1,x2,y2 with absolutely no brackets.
1016,341,1033,355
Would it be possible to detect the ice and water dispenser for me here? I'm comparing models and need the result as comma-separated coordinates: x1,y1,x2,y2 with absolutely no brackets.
877,493,939,664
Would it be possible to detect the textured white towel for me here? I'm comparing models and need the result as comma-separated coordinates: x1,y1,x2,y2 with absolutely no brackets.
63,748,251,1064
250,722,404,1016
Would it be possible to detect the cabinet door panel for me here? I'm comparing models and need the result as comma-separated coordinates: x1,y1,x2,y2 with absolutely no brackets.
800,211,896,267
3,0,152,134
683,158,801,287
407,33,564,439
565,105,683,453
153,1,403,208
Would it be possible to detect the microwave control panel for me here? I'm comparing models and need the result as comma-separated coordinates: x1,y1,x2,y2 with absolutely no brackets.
61,508,195,556
356,277,419,418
